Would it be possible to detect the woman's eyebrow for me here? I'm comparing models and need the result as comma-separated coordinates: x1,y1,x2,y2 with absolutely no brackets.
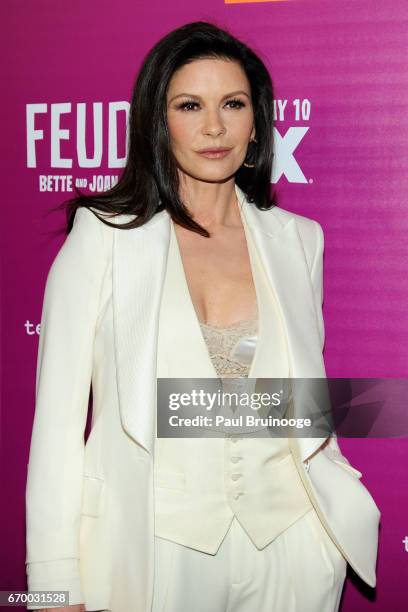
168,90,251,104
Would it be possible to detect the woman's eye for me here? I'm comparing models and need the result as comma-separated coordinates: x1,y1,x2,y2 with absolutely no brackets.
226,99,246,109
177,99,246,111
178,101,199,111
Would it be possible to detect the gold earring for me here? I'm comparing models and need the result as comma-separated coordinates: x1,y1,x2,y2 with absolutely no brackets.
243,138,257,168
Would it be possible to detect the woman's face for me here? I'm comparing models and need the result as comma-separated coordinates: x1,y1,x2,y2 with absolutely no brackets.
166,58,256,183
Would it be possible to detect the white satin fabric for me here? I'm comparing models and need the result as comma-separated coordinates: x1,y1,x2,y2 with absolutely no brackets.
230,332,257,367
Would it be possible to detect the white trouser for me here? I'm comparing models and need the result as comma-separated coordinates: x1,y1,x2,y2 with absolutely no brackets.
151,509,347,612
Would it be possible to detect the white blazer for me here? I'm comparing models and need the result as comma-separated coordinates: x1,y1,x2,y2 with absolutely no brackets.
25,183,381,611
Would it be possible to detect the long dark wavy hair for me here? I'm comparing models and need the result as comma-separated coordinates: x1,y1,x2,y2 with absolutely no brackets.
55,20,278,238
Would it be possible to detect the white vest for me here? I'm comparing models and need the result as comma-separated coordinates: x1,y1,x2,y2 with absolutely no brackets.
154,217,313,554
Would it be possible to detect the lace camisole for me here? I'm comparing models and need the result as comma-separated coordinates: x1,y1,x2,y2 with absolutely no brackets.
199,313,258,378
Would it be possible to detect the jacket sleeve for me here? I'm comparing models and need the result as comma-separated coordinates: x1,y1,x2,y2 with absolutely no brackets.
25,207,108,609
309,220,364,477
310,220,325,351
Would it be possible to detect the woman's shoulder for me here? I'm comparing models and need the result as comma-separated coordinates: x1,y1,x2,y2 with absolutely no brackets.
269,204,324,257
270,204,322,232
73,205,135,244
64,206,118,272
74,205,128,228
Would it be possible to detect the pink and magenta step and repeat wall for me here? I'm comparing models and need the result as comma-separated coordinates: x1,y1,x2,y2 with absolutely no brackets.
2,0,408,610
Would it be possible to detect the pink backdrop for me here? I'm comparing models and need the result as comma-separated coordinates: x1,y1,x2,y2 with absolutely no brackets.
2,0,408,610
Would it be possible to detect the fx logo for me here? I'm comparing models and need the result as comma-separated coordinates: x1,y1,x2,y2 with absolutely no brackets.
272,127,310,184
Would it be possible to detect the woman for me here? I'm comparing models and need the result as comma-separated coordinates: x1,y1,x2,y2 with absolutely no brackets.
25,21,380,612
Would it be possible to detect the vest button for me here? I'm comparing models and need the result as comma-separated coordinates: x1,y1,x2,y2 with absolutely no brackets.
231,473,242,481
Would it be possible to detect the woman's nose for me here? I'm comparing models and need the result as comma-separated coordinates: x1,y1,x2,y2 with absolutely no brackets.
202,110,226,137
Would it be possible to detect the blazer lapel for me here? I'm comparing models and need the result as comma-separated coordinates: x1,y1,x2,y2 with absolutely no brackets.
112,184,328,460
157,219,220,379
239,188,325,379
237,187,328,462
112,210,170,456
